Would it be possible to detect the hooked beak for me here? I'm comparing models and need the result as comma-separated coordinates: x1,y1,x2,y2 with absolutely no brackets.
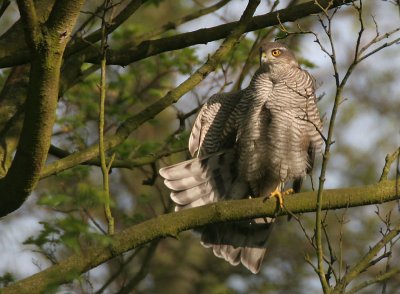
260,51,268,65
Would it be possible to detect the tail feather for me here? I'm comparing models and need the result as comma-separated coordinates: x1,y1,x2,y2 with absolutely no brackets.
241,247,267,274
169,180,213,204
164,175,208,191
159,150,234,180
159,150,238,207
220,245,241,266
159,149,274,273
174,194,213,211
200,218,274,274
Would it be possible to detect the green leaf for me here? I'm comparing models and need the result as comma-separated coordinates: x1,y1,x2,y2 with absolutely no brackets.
0,272,15,287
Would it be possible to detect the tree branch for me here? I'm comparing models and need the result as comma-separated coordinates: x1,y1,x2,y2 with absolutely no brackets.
0,1,84,217
333,219,400,292
380,147,400,182
0,0,354,68
3,180,399,294
45,0,87,35
130,0,230,44
345,268,400,294
64,0,147,57
48,144,188,170
88,0,354,65
16,0,40,48
40,0,261,180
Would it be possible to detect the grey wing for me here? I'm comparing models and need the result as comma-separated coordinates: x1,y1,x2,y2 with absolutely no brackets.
293,70,324,192
161,90,249,209
188,91,243,157
304,70,324,166
159,150,248,211
160,89,273,274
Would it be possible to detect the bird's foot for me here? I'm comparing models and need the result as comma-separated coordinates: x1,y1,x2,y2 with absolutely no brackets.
269,187,294,209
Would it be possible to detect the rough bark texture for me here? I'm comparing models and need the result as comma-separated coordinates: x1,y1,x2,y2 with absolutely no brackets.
0,0,85,216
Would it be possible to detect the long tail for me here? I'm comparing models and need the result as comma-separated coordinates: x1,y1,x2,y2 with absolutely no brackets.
201,217,274,274
159,150,242,210
159,149,273,273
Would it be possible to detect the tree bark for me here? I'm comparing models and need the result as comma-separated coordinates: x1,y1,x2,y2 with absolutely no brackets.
0,0,84,216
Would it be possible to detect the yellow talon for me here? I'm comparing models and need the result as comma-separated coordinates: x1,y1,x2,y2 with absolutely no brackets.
269,187,294,208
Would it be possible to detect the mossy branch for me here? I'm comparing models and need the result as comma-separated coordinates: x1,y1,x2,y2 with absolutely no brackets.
380,147,400,182
333,220,400,293
99,0,114,235
48,144,188,170
3,180,399,294
130,0,230,44
40,0,261,180
0,0,354,68
0,1,84,217
345,268,400,294
88,0,354,66
16,0,40,48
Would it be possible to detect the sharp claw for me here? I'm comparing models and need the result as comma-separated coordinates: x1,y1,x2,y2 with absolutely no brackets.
269,188,294,208
270,190,284,208
283,188,294,196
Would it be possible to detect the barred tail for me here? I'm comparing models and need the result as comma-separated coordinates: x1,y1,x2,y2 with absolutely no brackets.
159,149,273,273
159,149,244,210
201,218,274,274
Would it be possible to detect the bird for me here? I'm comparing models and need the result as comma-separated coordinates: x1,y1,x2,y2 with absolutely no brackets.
159,42,323,274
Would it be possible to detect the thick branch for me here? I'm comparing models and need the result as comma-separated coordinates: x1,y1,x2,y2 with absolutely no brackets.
0,0,55,69
16,0,40,48
45,0,84,35
3,180,399,294
0,65,30,177
0,1,84,217
0,0,354,68
90,0,354,65
40,0,261,179
131,0,230,43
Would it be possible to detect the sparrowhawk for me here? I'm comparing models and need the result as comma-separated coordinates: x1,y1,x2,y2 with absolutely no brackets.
159,42,323,273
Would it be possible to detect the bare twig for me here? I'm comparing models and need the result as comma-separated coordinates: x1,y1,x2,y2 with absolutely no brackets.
99,0,115,235
117,240,160,294
346,268,400,294
333,222,400,293
129,0,230,45
48,144,188,170
83,208,107,235
379,147,400,182
95,248,144,294
298,1,400,292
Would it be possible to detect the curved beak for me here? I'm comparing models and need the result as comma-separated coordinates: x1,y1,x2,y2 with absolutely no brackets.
260,51,268,65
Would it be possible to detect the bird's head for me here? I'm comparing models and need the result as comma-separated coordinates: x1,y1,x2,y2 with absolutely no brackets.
259,42,299,70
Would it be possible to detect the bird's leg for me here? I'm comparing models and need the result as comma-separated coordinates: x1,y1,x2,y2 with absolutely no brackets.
269,185,294,209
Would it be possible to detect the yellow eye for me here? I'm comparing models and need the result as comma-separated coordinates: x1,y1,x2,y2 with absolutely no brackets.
271,49,281,57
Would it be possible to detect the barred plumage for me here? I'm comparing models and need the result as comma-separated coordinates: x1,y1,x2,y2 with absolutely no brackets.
159,42,323,273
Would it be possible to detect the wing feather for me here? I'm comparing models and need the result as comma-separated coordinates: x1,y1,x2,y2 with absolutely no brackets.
188,91,244,157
